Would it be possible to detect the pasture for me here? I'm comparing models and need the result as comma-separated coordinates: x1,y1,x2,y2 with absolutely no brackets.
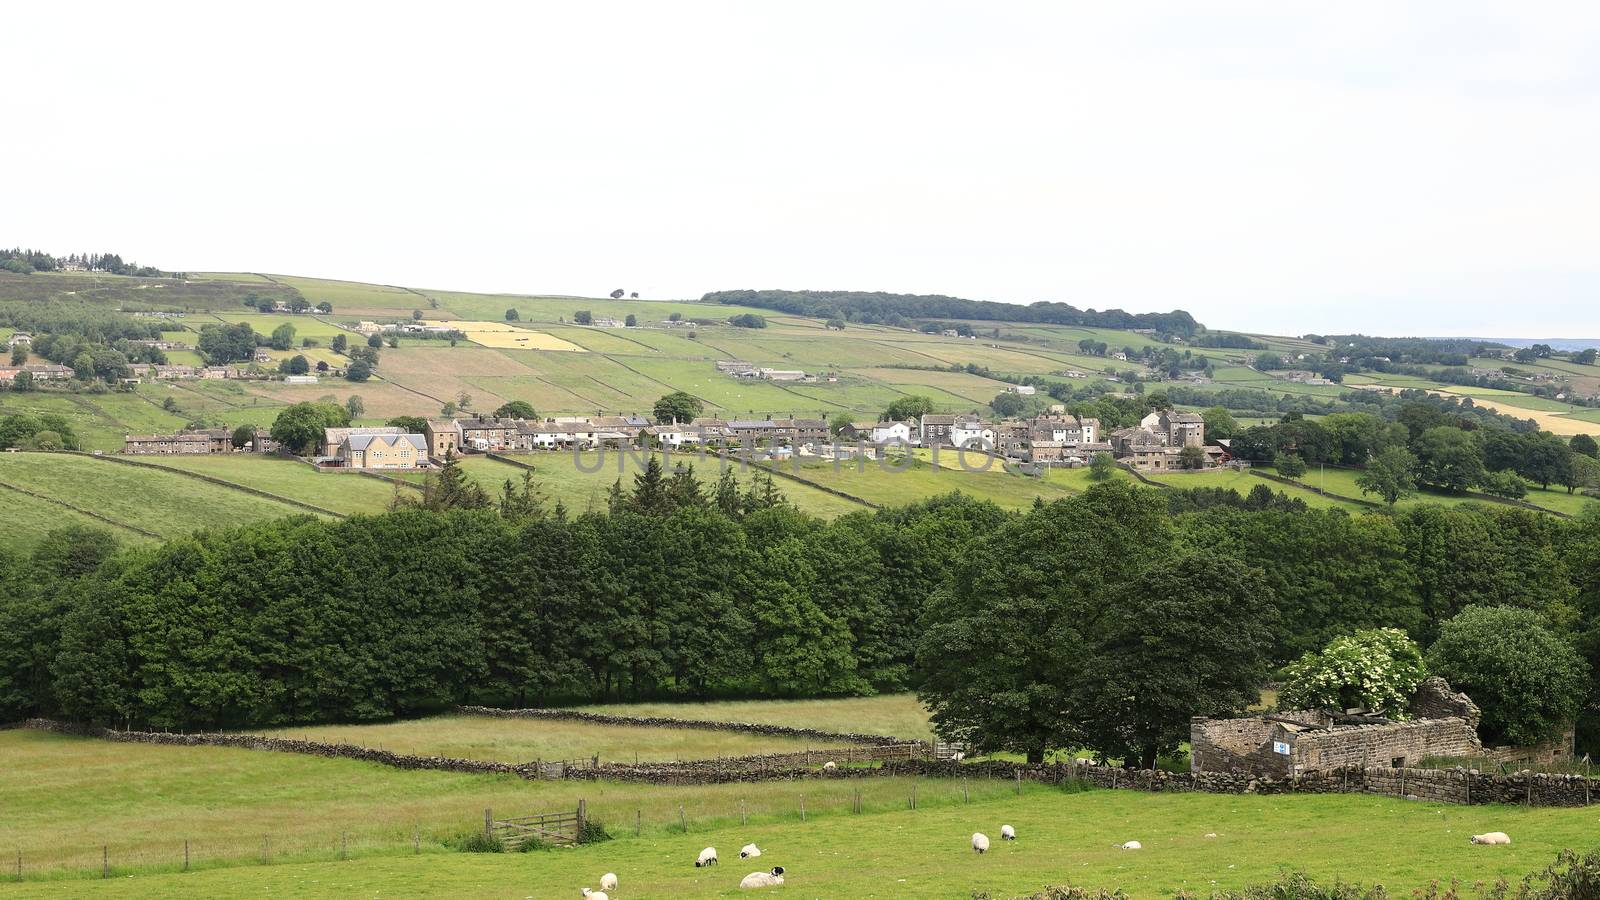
569,693,938,741
256,714,860,764
1260,463,1599,517
133,455,402,516
6,725,1598,898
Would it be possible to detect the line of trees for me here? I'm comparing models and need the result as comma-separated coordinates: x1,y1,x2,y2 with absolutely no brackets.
0,249,171,277
1,474,1597,765
703,289,1202,336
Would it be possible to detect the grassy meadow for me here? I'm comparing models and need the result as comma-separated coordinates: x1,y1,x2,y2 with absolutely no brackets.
1260,464,1599,517
255,714,861,764
568,693,938,742
6,727,1598,898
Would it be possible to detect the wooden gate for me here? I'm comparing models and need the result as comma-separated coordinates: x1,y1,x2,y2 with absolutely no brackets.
486,800,586,849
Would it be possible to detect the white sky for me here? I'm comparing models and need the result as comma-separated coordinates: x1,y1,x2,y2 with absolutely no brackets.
5,2,1598,337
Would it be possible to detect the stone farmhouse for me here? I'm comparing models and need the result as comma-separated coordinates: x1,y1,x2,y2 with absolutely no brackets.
336,433,427,469
122,428,235,455
1191,677,1574,779
0,364,74,382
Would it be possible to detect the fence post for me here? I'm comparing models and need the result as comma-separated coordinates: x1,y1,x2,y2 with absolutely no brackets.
636,809,642,836
1015,769,1022,795
1112,769,1119,790
740,800,747,826
577,799,588,841
484,808,493,837
800,795,806,822
102,846,108,879
678,805,686,832
414,823,421,854
184,839,190,872
340,831,348,860
963,778,969,803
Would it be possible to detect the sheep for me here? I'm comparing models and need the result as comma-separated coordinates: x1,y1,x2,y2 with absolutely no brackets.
696,846,718,867
739,866,786,889
1471,832,1512,845
739,843,762,859
972,832,990,854
600,873,618,891
822,761,837,771
581,890,609,900
1120,840,1142,850
951,751,966,762
1204,833,1218,839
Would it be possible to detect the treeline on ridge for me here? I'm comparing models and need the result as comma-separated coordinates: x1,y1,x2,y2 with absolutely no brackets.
702,289,1201,336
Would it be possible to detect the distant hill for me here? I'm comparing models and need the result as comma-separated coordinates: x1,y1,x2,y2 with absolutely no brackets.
1437,337,1600,351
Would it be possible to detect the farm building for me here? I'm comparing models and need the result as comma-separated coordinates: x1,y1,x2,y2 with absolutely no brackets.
123,428,234,455
336,433,427,469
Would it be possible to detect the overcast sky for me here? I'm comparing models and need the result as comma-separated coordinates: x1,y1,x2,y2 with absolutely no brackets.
6,2,1597,337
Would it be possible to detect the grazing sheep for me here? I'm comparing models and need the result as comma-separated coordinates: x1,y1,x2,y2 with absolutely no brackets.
1000,825,1016,841
696,846,718,867
581,890,608,900
822,761,837,771
1204,833,1218,839
600,873,618,891
740,843,762,859
951,751,966,762
739,866,786,889
1471,832,1511,845
1121,841,1142,850
972,832,990,854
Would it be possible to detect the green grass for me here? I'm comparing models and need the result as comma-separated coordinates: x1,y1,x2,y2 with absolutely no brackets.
0,481,157,553
569,693,937,741
9,744,1598,899
762,454,1080,510
0,452,328,540
1142,468,1368,512
256,714,861,764
1261,465,1597,517
133,455,402,516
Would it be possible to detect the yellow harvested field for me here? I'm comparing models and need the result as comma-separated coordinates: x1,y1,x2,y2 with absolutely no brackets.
422,320,586,352
1427,390,1591,435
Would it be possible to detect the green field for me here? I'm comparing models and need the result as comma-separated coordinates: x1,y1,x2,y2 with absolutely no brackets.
569,693,938,741
1142,468,1368,512
0,452,328,544
6,725,1596,898
134,455,402,516
257,714,860,764
1262,464,1599,516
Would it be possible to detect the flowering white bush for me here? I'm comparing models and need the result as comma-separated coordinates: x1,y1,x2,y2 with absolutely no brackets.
1277,628,1426,717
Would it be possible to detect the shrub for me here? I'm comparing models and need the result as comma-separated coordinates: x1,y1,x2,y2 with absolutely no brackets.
454,831,504,853
972,887,1130,900
1278,628,1426,716
515,836,550,852
578,818,613,844
1185,871,1388,899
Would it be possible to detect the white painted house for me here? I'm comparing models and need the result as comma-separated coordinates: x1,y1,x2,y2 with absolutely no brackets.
869,421,914,445
950,418,996,450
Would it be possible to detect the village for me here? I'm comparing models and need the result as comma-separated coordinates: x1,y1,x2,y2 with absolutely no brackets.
120,404,1234,473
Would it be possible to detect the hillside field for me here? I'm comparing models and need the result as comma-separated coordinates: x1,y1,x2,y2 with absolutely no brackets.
5,725,1598,897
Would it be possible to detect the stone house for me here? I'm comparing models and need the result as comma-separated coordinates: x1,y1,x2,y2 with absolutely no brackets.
122,428,233,455
919,414,956,446
425,419,462,458
321,426,404,459
338,433,427,469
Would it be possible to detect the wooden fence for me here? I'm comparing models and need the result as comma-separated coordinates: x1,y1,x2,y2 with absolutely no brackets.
487,800,586,849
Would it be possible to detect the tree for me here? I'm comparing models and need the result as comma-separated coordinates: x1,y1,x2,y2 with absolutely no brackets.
728,314,767,329
504,308,519,322
574,310,594,325
883,395,934,422
1278,628,1428,717
268,402,350,455
825,318,845,331
1574,348,1597,365
1572,434,1599,460
610,289,625,299
989,392,1025,417
9,345,26,366
345,359,373,382
624,314,637,327
395,452,490,512
269,322,296,351
1356,446,1418,506
1075,552,1277,767
1412,426,1484,491
441,401,458,417
387,415,428,433
230,423,255,449
1088,451,1117,481
278,354,310,376
331,334,348,354
828,412,853,437
411,309,423,321
1426,606,1590,746
316,302,333,314
1201,406,1237,441
345,395,366,420
1478,469,1528,500
493,400,537,419
11,371,33,392
918,482,1174,762
367,333,383,349
196,322,257,364
1178,445,1205,470
455,391,472,411
1275,452,1307,479
653,391,704,425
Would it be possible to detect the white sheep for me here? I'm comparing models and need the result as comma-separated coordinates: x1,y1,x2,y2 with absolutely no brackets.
581,890,609,900
972,832,990,854
1204,833,1218,839
740,842,762,859
739,866,786,889
951,751,966,762
600,872,618,891
822,761,837,771
1000,824,1016,841
1121,840,1142,850
1471,832,1511,845
696,846,719,867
